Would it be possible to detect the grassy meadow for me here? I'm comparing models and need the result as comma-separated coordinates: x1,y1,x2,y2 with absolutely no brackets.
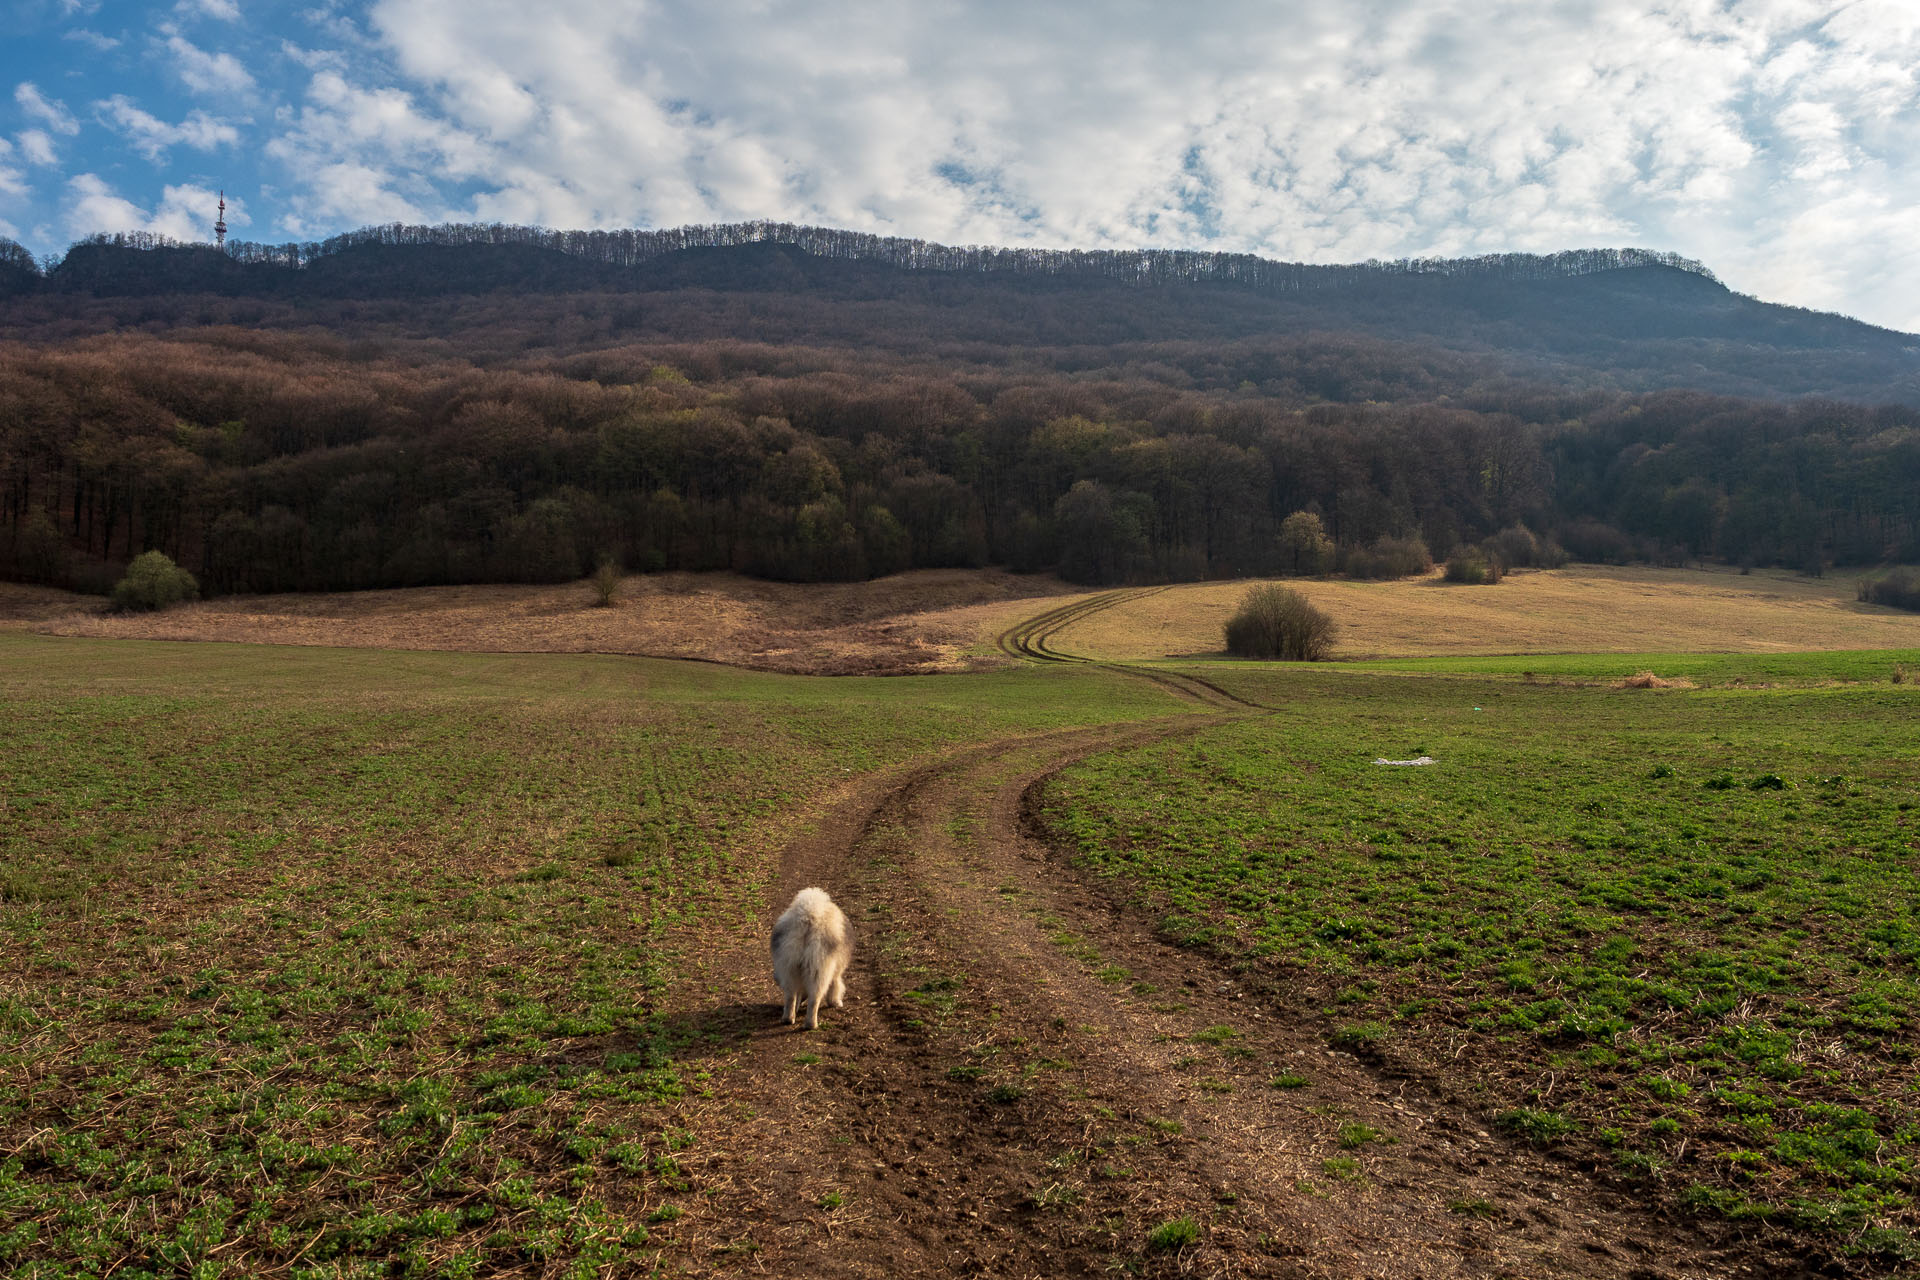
1026,565,1920,661
1039,654,1920,1254
8,583,1920,1274
0,636,1178,1278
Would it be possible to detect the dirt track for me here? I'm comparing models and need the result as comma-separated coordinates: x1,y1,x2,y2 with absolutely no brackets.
649,626,1797,1277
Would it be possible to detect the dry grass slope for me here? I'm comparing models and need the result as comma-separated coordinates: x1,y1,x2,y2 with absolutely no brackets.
1043,565,1920,661
1,569,1076,675
9,564,1919,673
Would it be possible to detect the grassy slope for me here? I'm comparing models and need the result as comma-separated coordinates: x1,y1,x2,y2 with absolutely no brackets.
0,636,1178,1279
1040,659,1920,1255
1042,566,1920,662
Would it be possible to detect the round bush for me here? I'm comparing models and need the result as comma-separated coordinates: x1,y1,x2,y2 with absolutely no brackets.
1443,552,1503,584
111,551,199,612
1223,584,1336,660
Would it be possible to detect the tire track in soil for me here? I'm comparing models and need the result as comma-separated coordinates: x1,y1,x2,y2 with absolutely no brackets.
653,611,1788,1277
664,722,1793,1278
995,588,1267,712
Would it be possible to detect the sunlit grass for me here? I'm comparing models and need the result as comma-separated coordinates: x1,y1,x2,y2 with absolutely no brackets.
1043,656,1920,1244
0,635,1180,1278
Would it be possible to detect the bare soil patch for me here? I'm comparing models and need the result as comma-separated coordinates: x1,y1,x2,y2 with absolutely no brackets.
1054,566,1920,661
3,568,1077,675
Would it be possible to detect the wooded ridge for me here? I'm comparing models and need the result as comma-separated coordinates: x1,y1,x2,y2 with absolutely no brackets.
1,224,1916,596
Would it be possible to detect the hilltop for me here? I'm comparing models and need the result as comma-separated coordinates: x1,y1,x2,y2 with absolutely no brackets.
1,222,1915,403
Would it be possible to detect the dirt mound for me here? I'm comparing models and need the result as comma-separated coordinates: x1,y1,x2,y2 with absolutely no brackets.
1615,670,1697,689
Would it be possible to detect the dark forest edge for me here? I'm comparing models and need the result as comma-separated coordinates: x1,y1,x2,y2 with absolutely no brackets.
0,222,1917,599
3,328,1917,599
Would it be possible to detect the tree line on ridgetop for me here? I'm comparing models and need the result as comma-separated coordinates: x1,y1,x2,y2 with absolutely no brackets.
2,329,1915,597
5,224,1911,409
2,221,1718,293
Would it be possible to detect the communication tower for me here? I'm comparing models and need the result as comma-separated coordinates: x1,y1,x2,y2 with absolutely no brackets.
214,191,227,249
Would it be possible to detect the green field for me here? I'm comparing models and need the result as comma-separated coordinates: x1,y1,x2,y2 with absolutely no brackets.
0,636,1178,1279
1040,657,1920,1252
9,630,1920,1274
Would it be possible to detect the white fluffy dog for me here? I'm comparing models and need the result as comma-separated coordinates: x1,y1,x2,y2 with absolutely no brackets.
770,886,852,1030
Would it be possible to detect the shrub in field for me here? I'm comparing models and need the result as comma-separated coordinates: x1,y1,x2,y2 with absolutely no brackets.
110,550,198,612
1858,569,1920,612
589,555,623,607
1224,584,1335,660
1559,517,1637,564
1486,523,1570,570
6,507,68,583
1342,535,1431,580
1442,551,1502,584
1276,510,1334,576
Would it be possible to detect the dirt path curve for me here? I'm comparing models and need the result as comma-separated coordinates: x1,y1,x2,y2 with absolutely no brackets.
995,590,1266,711
657,698,1780,1278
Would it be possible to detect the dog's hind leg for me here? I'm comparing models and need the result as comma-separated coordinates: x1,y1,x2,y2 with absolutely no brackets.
782,987,798,1026
830,967,846,1008
806,973,831,1030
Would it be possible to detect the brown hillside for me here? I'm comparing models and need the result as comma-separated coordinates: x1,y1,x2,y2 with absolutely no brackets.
3,570,1075,676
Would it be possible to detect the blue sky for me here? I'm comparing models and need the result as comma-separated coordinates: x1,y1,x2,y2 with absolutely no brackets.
3,1,1917,331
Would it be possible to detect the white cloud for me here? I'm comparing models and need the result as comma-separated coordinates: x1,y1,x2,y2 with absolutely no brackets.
16,0,1905,329
159,27,259,95
62,29,121,52
280,40,348,72
65,174,247,243
95,95,241,161
263,69,494,229
15,130,60,167
66,174,148,236
178,0,243,20
14,83,81,136
0,136,26,199
348,0,1920,327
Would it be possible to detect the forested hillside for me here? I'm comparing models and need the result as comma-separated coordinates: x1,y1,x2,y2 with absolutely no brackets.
1,224,1917,594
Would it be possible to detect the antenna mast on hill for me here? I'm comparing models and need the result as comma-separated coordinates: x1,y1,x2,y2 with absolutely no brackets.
214,191,227,249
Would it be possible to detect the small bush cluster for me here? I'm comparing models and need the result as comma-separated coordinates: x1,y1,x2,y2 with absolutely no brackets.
110,550,198,612
589,555,623,607
1341,535,1431,580
1224,584,1336,660
1557,517,1637,564
1486,524,1570,570
1442,552,1503,584
1859,569,1920,612
1276,510,1335,576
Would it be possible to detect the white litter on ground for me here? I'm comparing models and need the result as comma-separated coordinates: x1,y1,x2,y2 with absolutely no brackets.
1374,756,1435,766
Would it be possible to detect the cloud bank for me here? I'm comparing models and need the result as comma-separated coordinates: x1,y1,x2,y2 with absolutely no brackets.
4,1,1919,331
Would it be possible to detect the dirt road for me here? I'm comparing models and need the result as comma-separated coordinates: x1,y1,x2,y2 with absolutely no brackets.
650,618,1797,1277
